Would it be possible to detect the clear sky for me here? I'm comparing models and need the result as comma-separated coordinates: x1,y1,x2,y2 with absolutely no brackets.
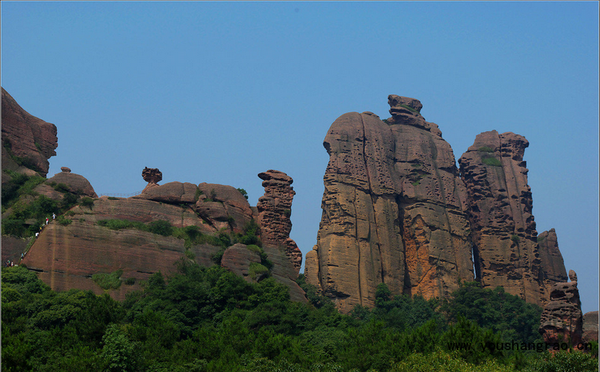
2,1,598,313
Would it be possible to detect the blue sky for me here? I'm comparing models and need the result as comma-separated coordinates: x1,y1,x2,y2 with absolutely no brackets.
2,1,598,313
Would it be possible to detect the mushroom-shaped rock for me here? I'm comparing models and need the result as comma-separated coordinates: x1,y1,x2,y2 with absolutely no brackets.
61,167,71,173
142,167,162,184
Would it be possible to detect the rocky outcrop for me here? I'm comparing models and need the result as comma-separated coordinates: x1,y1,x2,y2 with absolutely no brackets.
306,96,474,313
135,181,198,204
1,88,58,177
537,229,568,287
46,169,98,197
582,311,598,343
539,272,583,347
221,243,262,281
142,167,162,184
458,131,564,306
196,183,255,234
257,170,302,274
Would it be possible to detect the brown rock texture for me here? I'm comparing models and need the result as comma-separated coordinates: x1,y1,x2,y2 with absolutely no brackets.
458,131,565,306
46,170,98,197
539,273,583,347
196,183,255,234
135,181,198,204
307,96,474,313
1,88,58,177
142,167,162,184
582,311,598,343
256,170,302,274
220,243,262,282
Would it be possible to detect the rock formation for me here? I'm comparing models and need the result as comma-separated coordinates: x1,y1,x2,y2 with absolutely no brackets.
45,168,98,197
582,311,598,343
256,170,302,274
537,229,568,292
458,131,565,306
4,88,306,303
539,271,583,347
1,87,58,177
306,95,474,312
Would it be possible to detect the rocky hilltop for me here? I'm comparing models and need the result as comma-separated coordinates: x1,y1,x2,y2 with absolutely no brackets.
307,95,569,312
305,95,474,312
1,88,305,303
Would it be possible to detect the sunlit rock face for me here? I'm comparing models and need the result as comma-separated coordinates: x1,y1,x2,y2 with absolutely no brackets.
306,96,474,313
459,131,567,306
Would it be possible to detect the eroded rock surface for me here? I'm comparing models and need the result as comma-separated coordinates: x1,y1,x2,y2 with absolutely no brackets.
459,131,565,306
539,273,583,347
257,170,302,274
307,96,474,313
1,88,58,177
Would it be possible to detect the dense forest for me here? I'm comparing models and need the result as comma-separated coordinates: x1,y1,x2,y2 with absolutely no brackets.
2,262,597,372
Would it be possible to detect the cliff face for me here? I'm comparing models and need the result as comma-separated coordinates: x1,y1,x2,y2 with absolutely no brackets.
21,175,306,302
539,270,583,347
1,88,58,177
308,96,570,312
458,131,566,306
305,95,474,312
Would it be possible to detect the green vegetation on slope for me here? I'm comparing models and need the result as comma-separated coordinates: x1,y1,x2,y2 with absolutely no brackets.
2,265,597,372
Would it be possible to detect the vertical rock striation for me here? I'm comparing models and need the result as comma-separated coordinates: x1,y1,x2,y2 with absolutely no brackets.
306,95,474,313
458,131,565,306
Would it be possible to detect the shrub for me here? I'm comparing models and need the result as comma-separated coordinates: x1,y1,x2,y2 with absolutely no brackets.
92,270,123,290
511,235,520,243
80,197,94,209
249,262,269,280
482,156,502,167
237,188,249,200
147,220,173,236
124,277,136,285
108,197,119,200
185,250,195,260
478,146,495,153
56,215,72,226
54,183,70,193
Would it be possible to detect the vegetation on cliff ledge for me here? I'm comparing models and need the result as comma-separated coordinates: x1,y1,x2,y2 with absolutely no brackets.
2,264,597,372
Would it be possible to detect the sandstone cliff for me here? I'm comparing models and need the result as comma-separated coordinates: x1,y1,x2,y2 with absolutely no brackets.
1,88,57,177
458,131,566,306
306,95,474,312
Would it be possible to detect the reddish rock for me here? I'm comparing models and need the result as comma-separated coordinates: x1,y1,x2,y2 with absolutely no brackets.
539,273,583,347
135,181,198,204
61,167,71,173
45,170,98,198
307,96,473,313
142,167,162,184
582,311,598,343
537,229,568,284
1,88,58,177
220,243,262,282
196,183,255,234
459,131,565,306
256,170,302,275
1,235,31,264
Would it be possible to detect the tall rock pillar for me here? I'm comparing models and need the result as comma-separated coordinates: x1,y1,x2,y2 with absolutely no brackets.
306,95,474,313
459,131,566,306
